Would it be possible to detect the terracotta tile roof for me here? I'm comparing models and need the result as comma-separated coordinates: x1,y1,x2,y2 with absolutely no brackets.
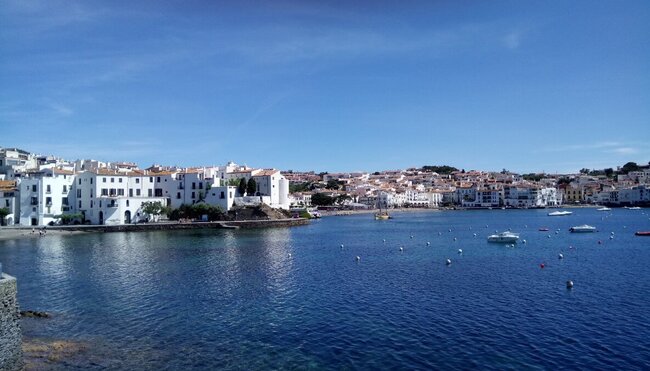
53,169,74,175
254,169,280,177
0,180,17,191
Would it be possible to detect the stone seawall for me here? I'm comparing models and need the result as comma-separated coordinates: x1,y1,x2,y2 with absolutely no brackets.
0,274,22,371
41,218,310,233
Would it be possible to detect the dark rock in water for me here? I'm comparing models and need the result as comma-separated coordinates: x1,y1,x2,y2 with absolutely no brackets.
20,310,51,318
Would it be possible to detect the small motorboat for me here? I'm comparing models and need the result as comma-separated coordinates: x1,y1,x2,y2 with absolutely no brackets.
596,207,612,211
548,211,573,216
538,227,549,231
569,225,597,233
627,207,642,210
487,231,520,243
635,231,650,236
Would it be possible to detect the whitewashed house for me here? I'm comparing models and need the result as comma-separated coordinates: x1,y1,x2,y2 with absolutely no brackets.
19,168,75,226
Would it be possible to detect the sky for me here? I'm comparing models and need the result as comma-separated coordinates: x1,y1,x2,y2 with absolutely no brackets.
1,0,649,174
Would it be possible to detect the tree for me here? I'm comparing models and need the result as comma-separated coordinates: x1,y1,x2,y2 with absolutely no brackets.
421,165,459,174
335,194,351,205
168,203,225,221
247,178,257,195
604,168,614,178
326,179,340,190
621,162,640,174
0,207,9,226
54,213,83,225
141,201,169,222
579,168,590,174
227,178,240,186
237,178,247,195
311,193,334,206
289,182,311,193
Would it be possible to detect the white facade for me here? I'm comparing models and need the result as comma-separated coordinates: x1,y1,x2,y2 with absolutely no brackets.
75,171,164,225
204,186,237,211
19,169,75,226
251,170,290,210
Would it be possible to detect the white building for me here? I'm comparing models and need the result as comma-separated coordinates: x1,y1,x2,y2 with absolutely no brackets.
74,170,165,225
0,180,18,225
251,170,290,210
19,169,75,226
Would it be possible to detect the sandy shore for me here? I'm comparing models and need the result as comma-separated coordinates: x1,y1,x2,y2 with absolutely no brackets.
0,228,87,242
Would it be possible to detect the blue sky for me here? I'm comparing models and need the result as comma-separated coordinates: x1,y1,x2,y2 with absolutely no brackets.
1,1,649,173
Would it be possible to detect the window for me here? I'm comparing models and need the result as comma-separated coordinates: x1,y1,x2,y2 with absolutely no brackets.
136,178,140,184
155,189,163,197
4,200,8,207
157,177,161,182
63,185,67,193
90,190,93,198
99,201,102,207
191,192,195,199
77,189,82,197
78,179,81,185
148,189,152,197
126,200,129,207
101,189,108,196
192,182,196,189
118,189,124,196
110,189,116,196
90,178,93,184
46,185,51,193
119,178,123,183
136,189,141,196
129,189,133,197
177,192,181,199
32,185,37,192
62,198,68,206
78,200,82,208
46,197,52,206
149,177,153,182
220,191,225,199
103,177,106,183
199,182,203,189
90,200,94,208
111,178,115,183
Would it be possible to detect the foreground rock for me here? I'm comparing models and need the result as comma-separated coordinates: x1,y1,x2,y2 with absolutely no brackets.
23,339,87,370
20,310,51,319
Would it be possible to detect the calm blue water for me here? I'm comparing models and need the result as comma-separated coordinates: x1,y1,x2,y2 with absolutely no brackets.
2,209,650,370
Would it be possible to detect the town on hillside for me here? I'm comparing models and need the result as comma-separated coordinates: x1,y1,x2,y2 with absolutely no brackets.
0,146,648,227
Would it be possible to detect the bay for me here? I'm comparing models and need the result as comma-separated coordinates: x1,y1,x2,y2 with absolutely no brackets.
1,209,649,369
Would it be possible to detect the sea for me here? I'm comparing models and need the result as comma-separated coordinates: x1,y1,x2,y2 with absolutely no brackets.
1,209,649,370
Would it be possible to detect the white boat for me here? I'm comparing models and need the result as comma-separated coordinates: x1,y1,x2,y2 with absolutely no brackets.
627,207,642,210
596,207,611,211
487,231,520,243
548,211,573,216
569,225,596,233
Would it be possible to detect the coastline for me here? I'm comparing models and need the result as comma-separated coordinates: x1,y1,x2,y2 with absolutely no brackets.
0,218,310,242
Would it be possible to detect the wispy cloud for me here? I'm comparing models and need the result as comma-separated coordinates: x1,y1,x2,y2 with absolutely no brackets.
541,142,619,152
607,147,638,155
503,31,522,49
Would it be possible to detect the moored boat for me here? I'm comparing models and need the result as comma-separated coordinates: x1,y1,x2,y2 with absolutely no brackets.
569,225,596,233
596,207,611,211
635,231,650,236
375,212,390,220
548,211,573,216
487,231,520,243
538,227,549,231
